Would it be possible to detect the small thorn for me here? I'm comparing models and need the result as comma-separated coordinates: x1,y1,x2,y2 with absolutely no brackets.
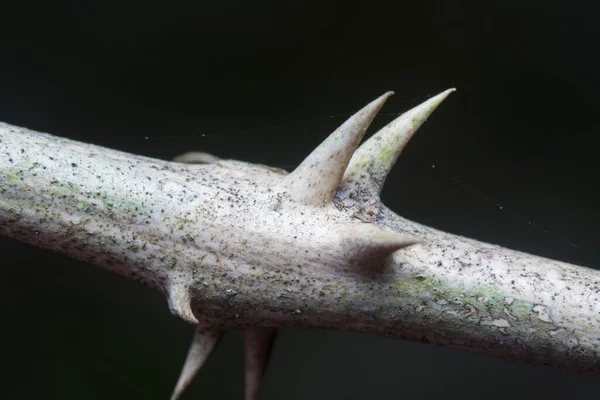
173,151,221,164
168,284,199,324
170,325,223,400
277,92,393,206
245,327,278,400
342,89,454,199
341,223,422,267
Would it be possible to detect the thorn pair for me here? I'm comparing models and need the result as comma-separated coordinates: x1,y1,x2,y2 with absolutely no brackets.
170,327,277,400
277,88,454,259
278,88,455,206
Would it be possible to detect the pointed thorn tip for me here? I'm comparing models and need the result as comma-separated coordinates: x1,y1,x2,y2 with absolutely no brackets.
170,326,223,400
342,224,423,267
341,89,454,199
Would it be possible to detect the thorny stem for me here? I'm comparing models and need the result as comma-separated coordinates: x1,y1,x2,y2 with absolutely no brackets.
1,91,599,398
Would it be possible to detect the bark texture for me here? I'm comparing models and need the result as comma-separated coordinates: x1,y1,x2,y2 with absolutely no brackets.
1,91,599,397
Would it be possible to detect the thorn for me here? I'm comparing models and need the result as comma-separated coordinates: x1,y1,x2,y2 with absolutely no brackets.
167,284,199,324
342,89,455,199
244,327,278,400
340,223,422,267
277,92,393,206
170,325,223,400
173,151,221,164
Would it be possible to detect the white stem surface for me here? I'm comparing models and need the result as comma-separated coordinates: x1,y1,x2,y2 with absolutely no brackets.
1,104,598,385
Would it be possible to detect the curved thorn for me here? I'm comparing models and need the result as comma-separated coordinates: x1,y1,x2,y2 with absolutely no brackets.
170,325,223,400
341,223,422,267
342,89,455,199
244,327,278,400
168,284,199,324
277,92,393,206
173,151,221,164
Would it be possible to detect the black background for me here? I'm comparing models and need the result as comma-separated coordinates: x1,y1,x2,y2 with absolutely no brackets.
1,1,599,399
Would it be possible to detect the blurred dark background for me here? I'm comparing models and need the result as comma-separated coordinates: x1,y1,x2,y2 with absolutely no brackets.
1,1,599,399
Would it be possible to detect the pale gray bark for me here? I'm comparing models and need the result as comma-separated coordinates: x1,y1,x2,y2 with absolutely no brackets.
1,91,598,395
